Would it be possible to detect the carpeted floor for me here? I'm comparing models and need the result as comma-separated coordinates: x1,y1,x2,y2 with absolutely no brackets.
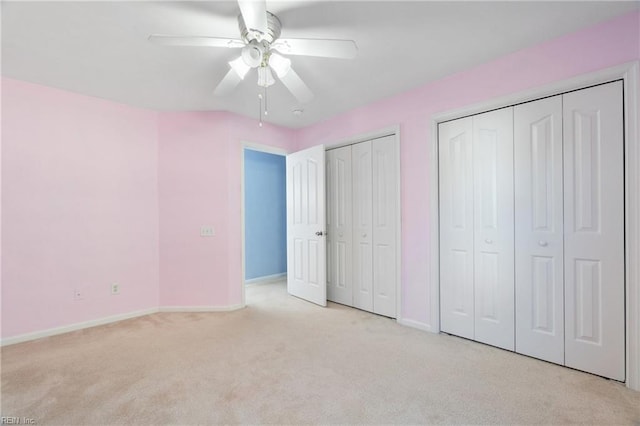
1,280,639,425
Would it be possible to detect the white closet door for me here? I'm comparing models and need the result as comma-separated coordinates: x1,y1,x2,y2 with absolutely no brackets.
372,135,398,317
326,147,353,305
514,95,565,364
352,141,374,312
439,117,475,339
473,107,515,350
564,81,625,381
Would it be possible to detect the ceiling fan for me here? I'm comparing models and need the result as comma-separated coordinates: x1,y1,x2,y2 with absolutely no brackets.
149,0,358,104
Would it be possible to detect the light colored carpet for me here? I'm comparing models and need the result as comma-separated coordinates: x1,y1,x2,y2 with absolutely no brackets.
1,280,639,425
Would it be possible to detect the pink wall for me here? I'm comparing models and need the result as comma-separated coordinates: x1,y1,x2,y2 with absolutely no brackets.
295,10,640,326
1,78,160,338
157,112,294,307
2,10,638,340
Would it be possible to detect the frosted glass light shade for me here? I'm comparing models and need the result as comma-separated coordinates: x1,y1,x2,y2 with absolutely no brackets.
241,41,264,68
269,52,291,78
229,56,251,79
257,66,275,87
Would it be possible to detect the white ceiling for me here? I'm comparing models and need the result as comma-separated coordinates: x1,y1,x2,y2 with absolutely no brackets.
2,1,638,128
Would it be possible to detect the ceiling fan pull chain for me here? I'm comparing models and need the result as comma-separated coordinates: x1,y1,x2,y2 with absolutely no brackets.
258,93,263,127
264,86,268,116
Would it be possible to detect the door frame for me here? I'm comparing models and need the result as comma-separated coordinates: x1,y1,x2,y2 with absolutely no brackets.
428,61,640,390
240,142,289,307
324,125,402,320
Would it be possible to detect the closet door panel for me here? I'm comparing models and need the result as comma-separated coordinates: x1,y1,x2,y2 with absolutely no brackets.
514,95,564,364
326,147,353,305
372,135,398,317
439,117,475,339
564,81,625,381
352,141,374,312
473,107,515,351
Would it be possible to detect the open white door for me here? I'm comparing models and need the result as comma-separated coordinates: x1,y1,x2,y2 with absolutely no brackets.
286,145,327,306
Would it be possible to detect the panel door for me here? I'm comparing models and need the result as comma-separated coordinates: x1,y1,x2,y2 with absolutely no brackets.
352,140,374,312
563,81,625,381
473,107,515,351
286,145,327,307
326,146,353,305
439,117,475,339
514,95,565,364
372,135,398,318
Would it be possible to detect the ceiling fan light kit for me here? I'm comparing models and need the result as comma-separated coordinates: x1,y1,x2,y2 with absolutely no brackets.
149,0,358,121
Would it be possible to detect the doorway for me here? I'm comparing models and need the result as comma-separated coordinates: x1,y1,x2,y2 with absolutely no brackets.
242,146,287,297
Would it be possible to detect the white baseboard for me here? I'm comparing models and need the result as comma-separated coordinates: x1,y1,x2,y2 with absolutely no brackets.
159,304,245,313
244,273,286,285
0,307,159,347
1,303,249,346
397,317,435,333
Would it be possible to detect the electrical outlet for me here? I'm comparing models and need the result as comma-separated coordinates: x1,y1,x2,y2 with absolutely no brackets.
73,288,84,301
111,283,120,295
200,226,215,237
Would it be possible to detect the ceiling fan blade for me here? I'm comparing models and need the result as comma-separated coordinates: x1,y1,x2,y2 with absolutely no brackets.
214,68,243,96
149,35,244,48
238,0,268,36
278,67,314,104
272,38,358,59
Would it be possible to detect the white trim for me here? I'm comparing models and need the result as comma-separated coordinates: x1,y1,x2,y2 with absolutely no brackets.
323,125,402,320
431,62,637,123
245,272,287,285
429,120,441,333
397,318,433,333
242,142,289,156
0,307,159,346
159,305,244,313
325,125,400,150
622,62,640,391
240,142,289,308
428,61,640,391
395,129,402,323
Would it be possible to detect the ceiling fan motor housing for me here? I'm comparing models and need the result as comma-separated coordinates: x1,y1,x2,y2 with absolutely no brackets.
238,11,282,45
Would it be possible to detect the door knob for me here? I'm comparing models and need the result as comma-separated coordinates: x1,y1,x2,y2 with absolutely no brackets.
485,239,493,244
315,231,324,236
538,240,548,247
362,233,367,238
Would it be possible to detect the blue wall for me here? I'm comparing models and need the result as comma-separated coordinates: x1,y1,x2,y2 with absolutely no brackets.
244,149,287,280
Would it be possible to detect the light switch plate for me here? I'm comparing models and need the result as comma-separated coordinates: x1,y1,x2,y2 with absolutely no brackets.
200,226,215,237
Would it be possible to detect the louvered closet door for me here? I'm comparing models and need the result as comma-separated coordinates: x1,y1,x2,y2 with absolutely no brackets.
326,146,353,305
514,95,565,364
563,81,625,381
439,117,475,339
372,135,398,317
352,140,374,312
473,107,515,351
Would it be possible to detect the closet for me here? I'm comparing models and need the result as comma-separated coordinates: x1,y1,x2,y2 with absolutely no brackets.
438,81,625,381
326,135,399,318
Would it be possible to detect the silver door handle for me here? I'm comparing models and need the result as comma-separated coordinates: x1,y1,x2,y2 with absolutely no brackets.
362,233,367,238
315,231,324,236
485,239,493,244
538,240,548,247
